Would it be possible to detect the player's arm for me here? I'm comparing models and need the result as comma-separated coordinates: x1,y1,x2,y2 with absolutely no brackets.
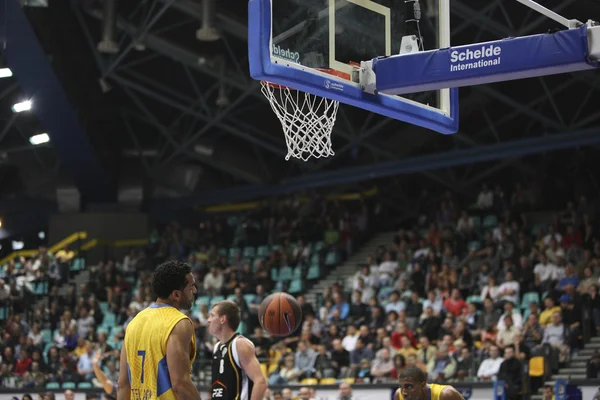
237,338,267,400
440,386,464,400
167,319,202,400
93,350,117,395
117,342,131,400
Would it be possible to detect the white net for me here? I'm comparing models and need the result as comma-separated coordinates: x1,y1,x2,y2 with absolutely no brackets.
261,81,339,161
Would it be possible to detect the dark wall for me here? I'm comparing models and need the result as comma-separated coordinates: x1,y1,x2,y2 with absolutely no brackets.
49,213,148,243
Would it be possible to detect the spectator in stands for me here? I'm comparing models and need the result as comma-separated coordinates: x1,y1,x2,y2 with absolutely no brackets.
539,297,561,328
203,266,224,295
534,254,558,292
443,289,467,317
497,302,522,330
330,339,350,378
498,345,523,400
542,311,570,362
369,347,394,382
426,344,456,382
477,345,502,380
454,347,474,380
330,293,350,321
294,341,317,379
269,355,302,385
522,314,544,348
76,342,95,381
497,316,520,349
397,336,416,360
480,277,500,304
349,337,373,374
14,349,32,376
391,322,416,349
497,272,520,306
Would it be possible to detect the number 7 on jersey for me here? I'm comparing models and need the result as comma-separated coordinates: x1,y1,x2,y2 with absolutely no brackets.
138,350,146,383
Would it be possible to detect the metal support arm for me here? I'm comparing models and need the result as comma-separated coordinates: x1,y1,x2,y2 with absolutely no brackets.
514,0,582,29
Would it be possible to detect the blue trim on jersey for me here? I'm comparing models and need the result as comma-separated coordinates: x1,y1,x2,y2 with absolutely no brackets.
149,303,174,309
127,364,132,385
157,356,173,396
427,385,431,400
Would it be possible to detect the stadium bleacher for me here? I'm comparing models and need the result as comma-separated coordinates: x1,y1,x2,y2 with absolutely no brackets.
0,186,599,400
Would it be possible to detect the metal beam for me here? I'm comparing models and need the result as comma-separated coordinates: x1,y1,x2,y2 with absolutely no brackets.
154,127,600,210
156,0,248,41
103,0,177,77
121,93,264,184
111,74,286,156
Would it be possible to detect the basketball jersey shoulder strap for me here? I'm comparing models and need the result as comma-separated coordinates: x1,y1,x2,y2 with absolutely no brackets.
231,335,254,369
213,341,221,354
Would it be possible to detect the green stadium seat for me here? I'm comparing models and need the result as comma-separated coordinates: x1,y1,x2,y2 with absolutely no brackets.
310,253,320,265
288,279,303,294
466,295,481,304
99,302,109,313
278,266,293,281
482,215,498,229
468,241,481,251
324,251,338,266
46,383,60,389
521,292,540,309
78,382,93,389
41,329,52,344
256,246,270,258
243,247,256,258
306,265,320,280
210,296,225,307
62,382,76,389
196,296,210,306
292,266,302,279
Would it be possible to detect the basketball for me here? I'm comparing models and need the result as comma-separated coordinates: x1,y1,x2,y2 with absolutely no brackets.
258,292,303,337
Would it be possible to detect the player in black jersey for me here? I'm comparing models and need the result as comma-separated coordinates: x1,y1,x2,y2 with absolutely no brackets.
208,300,267,400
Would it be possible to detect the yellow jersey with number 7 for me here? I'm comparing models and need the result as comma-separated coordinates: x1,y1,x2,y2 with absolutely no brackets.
124,303,196,400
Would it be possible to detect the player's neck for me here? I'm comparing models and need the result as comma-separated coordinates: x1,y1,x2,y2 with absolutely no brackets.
154,298,177,308
217,328,237,343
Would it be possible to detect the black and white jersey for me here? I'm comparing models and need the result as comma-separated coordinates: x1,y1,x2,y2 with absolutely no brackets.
212,333,254,400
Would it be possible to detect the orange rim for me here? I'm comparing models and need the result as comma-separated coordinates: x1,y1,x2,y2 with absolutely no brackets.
262,66,353,91
261,80,294,90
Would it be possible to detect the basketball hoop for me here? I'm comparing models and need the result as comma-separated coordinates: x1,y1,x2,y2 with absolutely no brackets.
261,69,350,162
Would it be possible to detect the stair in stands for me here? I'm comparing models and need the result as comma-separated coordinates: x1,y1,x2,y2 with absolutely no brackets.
304,231,396,307
530,336,600,399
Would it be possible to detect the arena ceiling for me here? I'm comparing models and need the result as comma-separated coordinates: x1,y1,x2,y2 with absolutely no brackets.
1,0,600,216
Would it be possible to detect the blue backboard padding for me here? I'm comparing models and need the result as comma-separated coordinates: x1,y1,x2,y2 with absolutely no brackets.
0,0,116,204
248,0,459,134
374,25,596,95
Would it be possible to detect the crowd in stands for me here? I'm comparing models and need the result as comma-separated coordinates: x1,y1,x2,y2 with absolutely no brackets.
0,185,599,400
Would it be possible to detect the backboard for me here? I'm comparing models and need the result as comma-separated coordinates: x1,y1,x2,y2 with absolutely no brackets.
249,0,459,134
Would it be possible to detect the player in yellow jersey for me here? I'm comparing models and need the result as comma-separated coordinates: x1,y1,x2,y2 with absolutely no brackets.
395,367,464,400
118,261,200,400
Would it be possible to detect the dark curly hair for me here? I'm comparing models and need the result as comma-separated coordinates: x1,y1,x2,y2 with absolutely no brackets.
151,260,192,300
398,366,427,383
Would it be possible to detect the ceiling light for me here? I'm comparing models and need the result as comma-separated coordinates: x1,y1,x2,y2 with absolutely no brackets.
0,68,12,78
29,133,50,145
12,100,32,113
